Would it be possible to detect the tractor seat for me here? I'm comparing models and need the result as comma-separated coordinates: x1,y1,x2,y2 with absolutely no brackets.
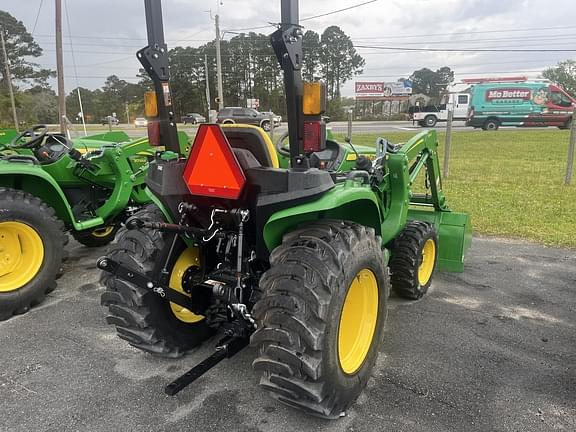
221,124,279,168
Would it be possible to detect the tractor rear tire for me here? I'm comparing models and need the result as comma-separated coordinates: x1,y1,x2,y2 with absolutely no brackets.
72,225,119,247
0,188,66,320
389,221,438,300
100,205,213,358
251,220,389,418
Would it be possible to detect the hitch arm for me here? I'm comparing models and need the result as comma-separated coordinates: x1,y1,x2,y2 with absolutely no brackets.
164,335,249,396
97,257,195,310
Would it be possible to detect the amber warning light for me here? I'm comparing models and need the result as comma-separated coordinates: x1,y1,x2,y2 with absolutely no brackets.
182,125,246,199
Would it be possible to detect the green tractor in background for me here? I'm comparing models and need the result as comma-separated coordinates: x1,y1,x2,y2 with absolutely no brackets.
0,126,174,320
99,0,472,419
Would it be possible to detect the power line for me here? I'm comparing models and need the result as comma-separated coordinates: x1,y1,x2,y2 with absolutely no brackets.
223,0,378,32
355,45,576,53
349,25,576,40
31,0,44,35
301,0,378,22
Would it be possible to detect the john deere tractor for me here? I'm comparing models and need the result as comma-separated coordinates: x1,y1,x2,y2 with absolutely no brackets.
0,126,178,320
99,0,471,418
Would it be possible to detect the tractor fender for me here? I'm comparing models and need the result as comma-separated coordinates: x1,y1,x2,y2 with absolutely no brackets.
0,162,77,228
263,182,383,253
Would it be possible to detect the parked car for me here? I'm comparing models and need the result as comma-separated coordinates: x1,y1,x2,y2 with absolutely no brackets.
259,111,282,126
216,107,273,131
134,117,148,128
181,113,206,125
101,116,119,126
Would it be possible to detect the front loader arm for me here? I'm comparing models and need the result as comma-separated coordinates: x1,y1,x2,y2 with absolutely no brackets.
395,129,449,211
379,129,450,244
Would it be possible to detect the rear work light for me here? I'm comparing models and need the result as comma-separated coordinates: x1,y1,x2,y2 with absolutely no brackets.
182,124,246,199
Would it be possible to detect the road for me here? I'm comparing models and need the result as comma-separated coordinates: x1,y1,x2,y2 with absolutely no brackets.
1,237,574,432
66,120,480,139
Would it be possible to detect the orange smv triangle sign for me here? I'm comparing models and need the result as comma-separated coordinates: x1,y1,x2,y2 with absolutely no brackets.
182,125,246,199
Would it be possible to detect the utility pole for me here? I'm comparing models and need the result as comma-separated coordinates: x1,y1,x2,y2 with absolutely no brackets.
443,107,454,179
204,54,212,121
125,101,130,125
565,108,576,185
55,0,67,134
215,13,224,111
1,28,19,131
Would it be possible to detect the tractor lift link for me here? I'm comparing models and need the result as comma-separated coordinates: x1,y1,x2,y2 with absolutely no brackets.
97,257,196,310
126,218,208,237
164,335,249,396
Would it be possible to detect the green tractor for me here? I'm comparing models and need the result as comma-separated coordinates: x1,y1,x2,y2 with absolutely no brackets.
99,0,472,419
0,126,169,320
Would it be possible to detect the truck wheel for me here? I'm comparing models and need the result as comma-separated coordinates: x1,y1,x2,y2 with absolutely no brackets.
72,225,119,247
482,119,499,131
389,221,438,300
261,120,271,132
424,115,437,127
101,205,213,358
0,188,66,320
559,118,572,130
251,220,389,418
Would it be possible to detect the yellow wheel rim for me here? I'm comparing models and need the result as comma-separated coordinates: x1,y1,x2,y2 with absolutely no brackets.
418,239,436,286
338,268,379,374
91,226,115,238
168,248,205,323
0,221,45,292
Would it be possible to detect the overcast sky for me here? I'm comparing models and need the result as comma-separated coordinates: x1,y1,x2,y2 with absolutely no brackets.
4,0,576,97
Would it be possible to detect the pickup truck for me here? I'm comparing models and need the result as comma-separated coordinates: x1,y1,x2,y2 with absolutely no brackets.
410,93,470,127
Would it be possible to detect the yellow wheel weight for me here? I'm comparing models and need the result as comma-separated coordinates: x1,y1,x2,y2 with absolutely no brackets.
0,222,45,292
168,248,205,324
418,239,436,286
338,268,379,374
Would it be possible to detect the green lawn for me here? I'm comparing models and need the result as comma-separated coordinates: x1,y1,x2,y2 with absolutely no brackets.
334,129,576,248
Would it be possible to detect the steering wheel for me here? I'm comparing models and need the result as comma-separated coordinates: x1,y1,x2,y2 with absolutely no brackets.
10,125,49,149
275,131,291,157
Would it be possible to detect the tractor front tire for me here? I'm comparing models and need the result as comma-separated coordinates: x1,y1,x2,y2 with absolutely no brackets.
251,221,389,418
389,221,438,300
72,225,119,247
0,188,66,320
101,205,213,358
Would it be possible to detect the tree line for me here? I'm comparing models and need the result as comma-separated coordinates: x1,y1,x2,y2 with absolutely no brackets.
2,8,576,127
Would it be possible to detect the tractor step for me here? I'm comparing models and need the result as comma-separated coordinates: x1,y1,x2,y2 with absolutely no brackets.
164,335,249,395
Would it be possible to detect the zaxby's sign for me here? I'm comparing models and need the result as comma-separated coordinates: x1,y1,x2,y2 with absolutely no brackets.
485,88,532,101
355,81,412,99
355,82,385,97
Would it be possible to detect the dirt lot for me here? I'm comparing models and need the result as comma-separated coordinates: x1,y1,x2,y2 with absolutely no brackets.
1,237,574,432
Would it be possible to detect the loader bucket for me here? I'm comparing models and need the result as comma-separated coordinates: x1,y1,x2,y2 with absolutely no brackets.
407,207,472,272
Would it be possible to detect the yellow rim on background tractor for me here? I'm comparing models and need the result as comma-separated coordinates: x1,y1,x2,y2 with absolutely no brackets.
91,226,115,238
168,248,205,323
418,239,436,286
0,221,45,292
338,268,379,374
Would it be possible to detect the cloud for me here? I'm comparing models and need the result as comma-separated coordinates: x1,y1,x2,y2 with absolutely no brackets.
4,0,576,97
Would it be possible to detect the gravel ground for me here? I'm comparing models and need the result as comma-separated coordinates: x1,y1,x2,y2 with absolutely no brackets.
1,236,574,432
